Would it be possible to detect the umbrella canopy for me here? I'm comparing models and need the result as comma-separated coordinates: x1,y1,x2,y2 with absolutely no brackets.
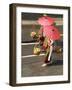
43,26,60,40
37,16,55,26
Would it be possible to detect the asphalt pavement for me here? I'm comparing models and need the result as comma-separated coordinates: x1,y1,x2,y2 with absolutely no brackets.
21,53,63,77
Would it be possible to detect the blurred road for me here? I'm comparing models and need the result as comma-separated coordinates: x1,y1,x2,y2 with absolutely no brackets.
21,53,63,77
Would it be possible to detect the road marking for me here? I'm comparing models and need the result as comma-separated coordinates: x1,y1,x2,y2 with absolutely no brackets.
21,42,39,45
22,53,45,58
21,18,63,25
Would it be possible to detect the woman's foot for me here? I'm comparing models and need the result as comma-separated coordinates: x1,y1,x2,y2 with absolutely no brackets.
41,61,53,67
41,63,47,67
47,60,53,64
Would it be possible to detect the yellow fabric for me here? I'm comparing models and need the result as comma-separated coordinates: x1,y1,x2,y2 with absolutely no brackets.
33,47,41,55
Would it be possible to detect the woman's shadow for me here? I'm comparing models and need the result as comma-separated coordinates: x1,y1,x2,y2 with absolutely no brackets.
50,60,63,66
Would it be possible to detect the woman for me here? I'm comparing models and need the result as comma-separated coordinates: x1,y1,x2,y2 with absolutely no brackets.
41,37,54,67
38,27,54,67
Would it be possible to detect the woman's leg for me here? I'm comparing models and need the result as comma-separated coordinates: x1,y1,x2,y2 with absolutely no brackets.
41,48,49,67
44,53,49,63
44,45,53,64
48,45,53,61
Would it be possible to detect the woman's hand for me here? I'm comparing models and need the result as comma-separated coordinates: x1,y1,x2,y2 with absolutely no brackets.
48,39,54,46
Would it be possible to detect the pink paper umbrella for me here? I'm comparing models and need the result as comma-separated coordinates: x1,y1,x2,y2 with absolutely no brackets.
37,16,55,26
43,26,60,40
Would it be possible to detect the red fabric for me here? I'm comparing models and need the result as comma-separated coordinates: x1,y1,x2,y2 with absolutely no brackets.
43,26,60,40
37,16,55,26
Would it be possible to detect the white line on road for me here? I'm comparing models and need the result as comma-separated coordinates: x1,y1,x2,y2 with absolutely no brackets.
21,42,39,45
22,53,45,58
21,19,63,25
